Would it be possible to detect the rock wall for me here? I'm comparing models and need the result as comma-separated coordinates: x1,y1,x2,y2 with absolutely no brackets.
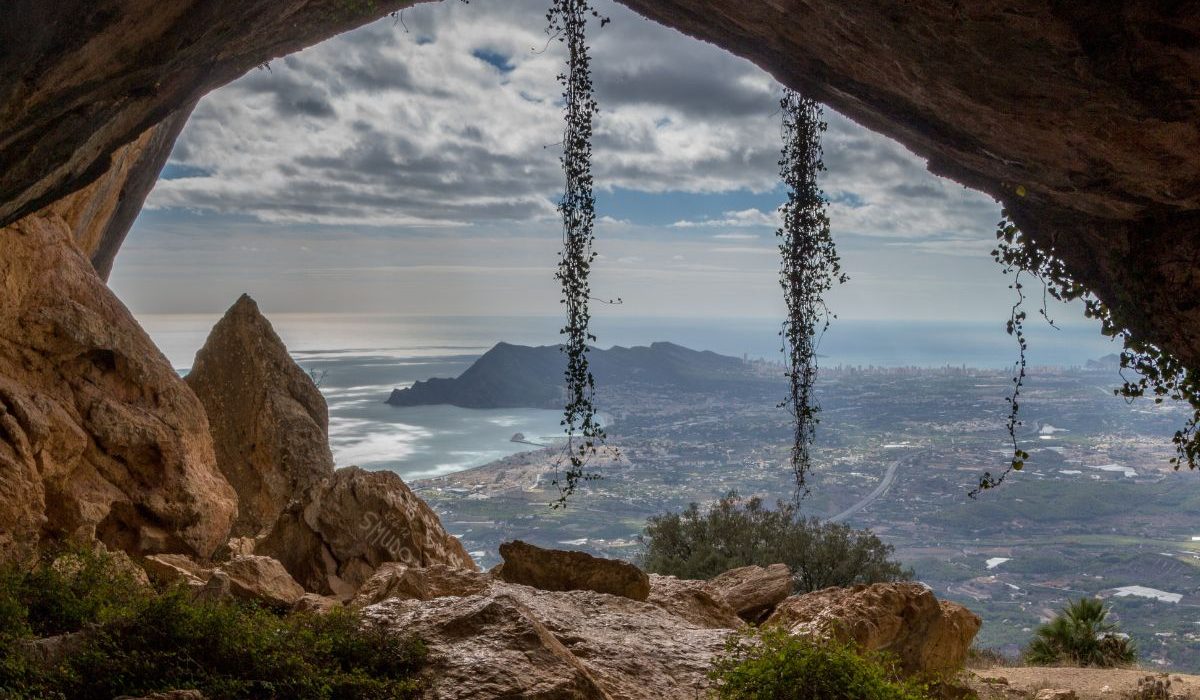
0,210,236,563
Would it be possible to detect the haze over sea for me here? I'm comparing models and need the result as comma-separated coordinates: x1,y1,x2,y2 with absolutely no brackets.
139,313,1120,481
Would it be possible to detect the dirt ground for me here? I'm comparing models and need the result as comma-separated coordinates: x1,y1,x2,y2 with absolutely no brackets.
967,666,1200,699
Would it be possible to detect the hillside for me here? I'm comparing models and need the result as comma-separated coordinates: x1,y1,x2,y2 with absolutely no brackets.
385,341,759,408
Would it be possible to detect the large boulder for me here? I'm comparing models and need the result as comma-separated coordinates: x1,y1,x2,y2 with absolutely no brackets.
647,574,743,629
495,540,651,601
363,580,731,699
703,563,792,623
185,294,334,538
256,466,478,599
214,554,306,608
352,562,492,607
0,210,237,564
766,582,982,676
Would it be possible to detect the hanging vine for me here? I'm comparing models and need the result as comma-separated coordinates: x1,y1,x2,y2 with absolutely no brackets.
548,0,607,507
972,214,1200,496
777,90,846,498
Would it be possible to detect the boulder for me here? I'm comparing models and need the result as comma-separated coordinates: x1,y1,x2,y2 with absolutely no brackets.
647,574,743,629
185,294,334,538
495,540,650,601
766,582,981,676
141,553,211,587
0,213,236,564
1034,692,1078,700
292,593,342,614
704,563,792,623
363,580,731,699
352,563,492,607
213,554,305,608
257,466,477,599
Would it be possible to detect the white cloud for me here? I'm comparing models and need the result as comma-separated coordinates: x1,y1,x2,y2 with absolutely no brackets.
671,208,779,228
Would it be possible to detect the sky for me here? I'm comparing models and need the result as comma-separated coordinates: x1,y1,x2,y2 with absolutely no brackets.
110,0,1033,324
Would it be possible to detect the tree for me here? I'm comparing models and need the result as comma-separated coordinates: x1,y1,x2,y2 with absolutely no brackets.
638,492,910,592
1024,597,1137,668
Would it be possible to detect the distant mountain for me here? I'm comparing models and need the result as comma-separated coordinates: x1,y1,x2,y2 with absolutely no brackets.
386,341,754,409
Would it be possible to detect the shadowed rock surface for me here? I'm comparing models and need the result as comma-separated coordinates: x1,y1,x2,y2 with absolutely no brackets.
646,574,744,629
704,563,793,623
256,466,478,600
497,540,652,601
214,554,306,608
0,210,236,563
767,581,982,675
185,294,334,538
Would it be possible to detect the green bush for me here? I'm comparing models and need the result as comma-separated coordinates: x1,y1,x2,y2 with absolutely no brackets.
0,548,425,699
0,545,146,638
1024,598,1137,668
710,627,932,700
639,492,911,591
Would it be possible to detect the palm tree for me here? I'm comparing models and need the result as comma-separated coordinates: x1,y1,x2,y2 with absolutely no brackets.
1025,597,1137,667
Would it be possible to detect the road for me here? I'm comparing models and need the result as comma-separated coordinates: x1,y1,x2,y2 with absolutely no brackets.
828,451,914,523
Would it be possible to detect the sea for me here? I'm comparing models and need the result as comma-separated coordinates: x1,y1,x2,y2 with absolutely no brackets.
138,313,1122,481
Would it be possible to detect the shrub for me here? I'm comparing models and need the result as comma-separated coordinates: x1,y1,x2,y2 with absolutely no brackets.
1024,598,1137,668
639,492,911,591
0,545,147,638
709,627,932,700
0,548,425,699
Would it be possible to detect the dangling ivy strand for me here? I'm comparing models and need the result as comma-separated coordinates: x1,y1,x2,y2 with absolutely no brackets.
548,0,607,507
777,90,846,498
973,214,1200,496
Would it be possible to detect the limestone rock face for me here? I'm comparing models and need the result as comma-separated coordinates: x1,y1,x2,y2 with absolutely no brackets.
704,563,792,623
0,211,236,563
256,466,478,599
215,554,306,608
647,574,743,629
766,582,982,675
363,580,731,699
496,540,651,601
185,294,334,538
352,562,491,607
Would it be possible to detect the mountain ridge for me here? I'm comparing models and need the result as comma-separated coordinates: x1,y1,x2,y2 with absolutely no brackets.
385,340,757,409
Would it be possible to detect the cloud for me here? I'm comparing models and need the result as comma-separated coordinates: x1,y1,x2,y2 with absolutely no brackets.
149,0,785,227
671,208,779,228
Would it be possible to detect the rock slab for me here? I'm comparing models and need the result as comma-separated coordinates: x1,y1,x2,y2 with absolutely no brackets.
496,540,651,601
364,580,731,699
